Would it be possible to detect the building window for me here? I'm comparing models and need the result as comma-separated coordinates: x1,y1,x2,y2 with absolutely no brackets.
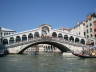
87,29,88,33
93,21,96,26
90,23,92,26
83,23,85,26
84,32,86,36
93,21,96,24
94,29,96,32
6,32,8,35
1,32,2,36
42,26,49,36
95,34,96,38
90,34,93,37
94,23,96,26
86,25,88,28
87,35,89,38
90,28,92,32
4,33,5,36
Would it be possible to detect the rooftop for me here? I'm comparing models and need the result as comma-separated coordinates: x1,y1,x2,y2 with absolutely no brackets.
38,24,52,27
0,27,16,32
59,27,71,31
87,13,96,19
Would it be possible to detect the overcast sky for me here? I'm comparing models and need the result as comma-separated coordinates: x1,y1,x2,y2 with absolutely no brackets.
0,0,96,32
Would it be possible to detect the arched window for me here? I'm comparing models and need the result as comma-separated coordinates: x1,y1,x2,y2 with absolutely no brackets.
3,39,8,45
52,32,57,37
34,32,39,38
22,35,27,41
28,33,33,40
80,39,85,44
58,33,63,38
64,35,68,40
16,36,21,42
75,38,79,43
42,26,49,36
9,37,14,44
69,36,74,42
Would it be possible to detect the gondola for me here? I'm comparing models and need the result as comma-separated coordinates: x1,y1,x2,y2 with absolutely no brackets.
72,52,96,58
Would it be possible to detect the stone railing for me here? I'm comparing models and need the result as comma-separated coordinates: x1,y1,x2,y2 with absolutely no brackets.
6,37,86,48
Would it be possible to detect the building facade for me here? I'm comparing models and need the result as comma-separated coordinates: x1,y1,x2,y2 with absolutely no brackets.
71,13,96,45
0,27,16,37
0,27,16,44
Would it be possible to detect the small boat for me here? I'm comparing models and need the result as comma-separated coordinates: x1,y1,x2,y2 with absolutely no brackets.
72,45,96,58
72,52,96,58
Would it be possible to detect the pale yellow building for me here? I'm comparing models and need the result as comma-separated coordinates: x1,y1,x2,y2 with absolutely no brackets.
71,13,96,45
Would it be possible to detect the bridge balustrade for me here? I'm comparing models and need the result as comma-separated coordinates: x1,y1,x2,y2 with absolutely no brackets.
6,37,86,48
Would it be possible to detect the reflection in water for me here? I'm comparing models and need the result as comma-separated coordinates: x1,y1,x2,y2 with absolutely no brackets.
0,54,96,72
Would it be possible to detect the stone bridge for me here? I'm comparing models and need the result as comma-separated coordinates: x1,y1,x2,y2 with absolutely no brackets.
6,37,86,54
1,24,87,54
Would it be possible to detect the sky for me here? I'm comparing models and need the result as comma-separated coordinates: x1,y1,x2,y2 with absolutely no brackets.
0,0,96,32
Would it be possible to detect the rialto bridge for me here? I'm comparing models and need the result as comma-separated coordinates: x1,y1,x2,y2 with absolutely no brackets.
1,24,87,54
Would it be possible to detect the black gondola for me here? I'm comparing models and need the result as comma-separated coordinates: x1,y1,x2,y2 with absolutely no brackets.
72,45,96,58
72,52,96,58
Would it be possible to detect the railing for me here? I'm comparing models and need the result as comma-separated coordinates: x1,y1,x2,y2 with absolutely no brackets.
6,37,87,48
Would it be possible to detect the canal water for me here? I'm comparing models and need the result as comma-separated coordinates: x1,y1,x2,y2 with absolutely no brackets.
0,54,96,72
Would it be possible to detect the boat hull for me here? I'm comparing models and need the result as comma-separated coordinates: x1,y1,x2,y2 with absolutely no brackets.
78,55,96,58
72,52,96,58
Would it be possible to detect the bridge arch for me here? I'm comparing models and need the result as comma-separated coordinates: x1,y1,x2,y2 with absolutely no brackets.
52,32,57,37
16,36,21,42
58,33,63,38
18,41,70,54
75,38,80,43
9,37,14,44
64,35,68,40
22,35,27,41
3,39,8,45
34,32,40,38
69,36,74,42
80,39,85,44
28,33,33,40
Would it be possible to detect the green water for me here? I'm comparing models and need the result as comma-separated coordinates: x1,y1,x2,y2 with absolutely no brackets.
0,54,96,72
